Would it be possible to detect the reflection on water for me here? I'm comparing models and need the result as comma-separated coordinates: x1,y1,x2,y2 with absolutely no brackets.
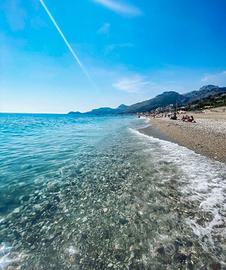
0,114,226,269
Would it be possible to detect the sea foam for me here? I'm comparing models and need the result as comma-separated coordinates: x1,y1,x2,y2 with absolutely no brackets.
132,128,226,259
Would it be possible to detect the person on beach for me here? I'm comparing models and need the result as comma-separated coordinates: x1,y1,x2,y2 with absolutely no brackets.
182,115,186,121
182,115,196,123
170,112,177,120
188,115,196,123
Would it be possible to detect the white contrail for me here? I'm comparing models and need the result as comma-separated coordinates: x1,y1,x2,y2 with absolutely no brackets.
39,0,96,87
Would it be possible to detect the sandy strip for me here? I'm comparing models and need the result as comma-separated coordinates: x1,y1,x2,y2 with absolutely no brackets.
140,108,226,164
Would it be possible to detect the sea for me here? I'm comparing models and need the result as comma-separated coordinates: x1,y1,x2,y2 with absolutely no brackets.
0,113,226,270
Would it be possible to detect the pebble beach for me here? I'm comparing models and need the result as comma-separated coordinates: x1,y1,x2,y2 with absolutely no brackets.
145,107,226,163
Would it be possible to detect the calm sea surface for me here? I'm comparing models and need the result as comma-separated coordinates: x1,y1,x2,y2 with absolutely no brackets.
0,114,226,269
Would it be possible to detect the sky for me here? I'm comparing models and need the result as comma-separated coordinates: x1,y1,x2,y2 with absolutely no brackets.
0,0,226,113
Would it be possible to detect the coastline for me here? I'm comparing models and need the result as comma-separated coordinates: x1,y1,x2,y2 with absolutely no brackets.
139,108,226,164
138,124,176,144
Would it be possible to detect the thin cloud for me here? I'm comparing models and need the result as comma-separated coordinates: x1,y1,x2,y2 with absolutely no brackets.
201,70,226,86
105,42,134,53
2,0,27,31
93,0,142,16
113,75,151,93
97,23,111,35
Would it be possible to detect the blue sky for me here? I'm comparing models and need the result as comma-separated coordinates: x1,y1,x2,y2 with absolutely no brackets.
0,0,226,113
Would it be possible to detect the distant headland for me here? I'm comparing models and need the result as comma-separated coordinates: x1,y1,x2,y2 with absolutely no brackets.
68,85,226,116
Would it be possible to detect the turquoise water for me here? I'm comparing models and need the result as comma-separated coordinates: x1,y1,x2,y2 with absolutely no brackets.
0,114,226,269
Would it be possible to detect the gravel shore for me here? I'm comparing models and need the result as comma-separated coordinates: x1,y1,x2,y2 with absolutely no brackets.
146,108,226,163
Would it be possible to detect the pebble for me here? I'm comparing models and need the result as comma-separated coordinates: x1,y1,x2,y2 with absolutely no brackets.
13,208,20,214
82,217,88,222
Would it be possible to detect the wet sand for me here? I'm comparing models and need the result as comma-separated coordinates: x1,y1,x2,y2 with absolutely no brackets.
140,107,226,164
138,125,175,143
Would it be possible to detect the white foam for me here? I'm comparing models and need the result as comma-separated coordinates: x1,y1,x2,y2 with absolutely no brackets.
131,128,226,248
0,255,17,270
0,243,22,270
136,117,151,129
0,219,4,225
66,245,79,256
0,244,12,270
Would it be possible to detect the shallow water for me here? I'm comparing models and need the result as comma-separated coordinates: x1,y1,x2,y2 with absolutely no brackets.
0,114,226,269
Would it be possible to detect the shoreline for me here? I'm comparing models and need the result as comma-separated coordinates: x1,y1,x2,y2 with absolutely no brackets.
138,124,178,145
138,108,226,164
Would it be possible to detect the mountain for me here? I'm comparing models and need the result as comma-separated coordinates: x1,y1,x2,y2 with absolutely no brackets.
123,85,226,113
184,85,226,103
187,91,226,110
68,85,226,115
68,111,82,116
117,104,128,112
87,107,116,115
68,104,128,116
85,104,129,115
124,91,188,113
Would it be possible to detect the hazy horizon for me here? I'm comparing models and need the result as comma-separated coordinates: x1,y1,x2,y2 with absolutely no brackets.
1,0,226,113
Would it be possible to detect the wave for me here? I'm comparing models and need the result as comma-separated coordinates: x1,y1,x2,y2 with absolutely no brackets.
131,128,226,263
